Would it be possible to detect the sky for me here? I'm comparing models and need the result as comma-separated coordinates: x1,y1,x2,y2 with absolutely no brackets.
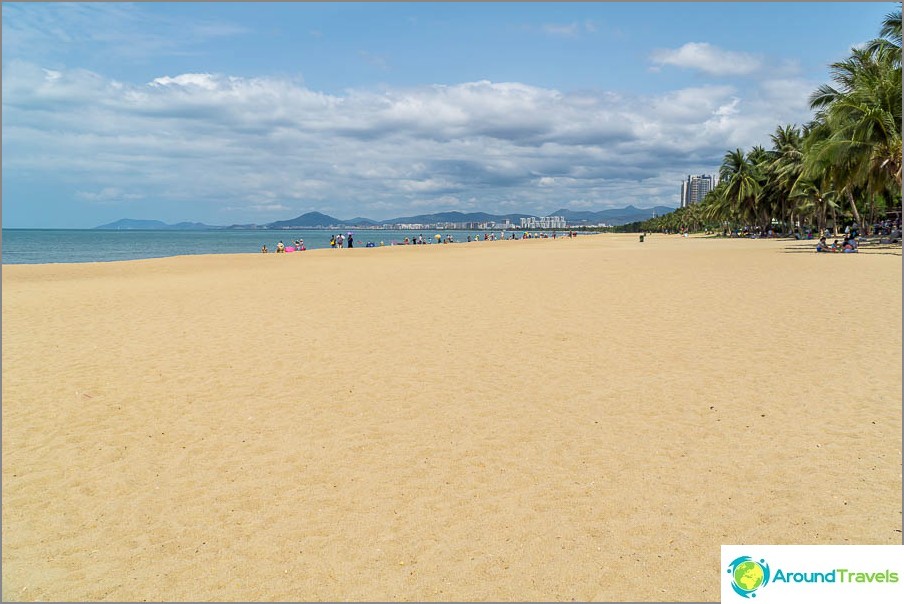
1,2,895,228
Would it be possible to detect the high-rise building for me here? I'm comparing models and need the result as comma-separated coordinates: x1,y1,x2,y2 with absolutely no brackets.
680,174,716,207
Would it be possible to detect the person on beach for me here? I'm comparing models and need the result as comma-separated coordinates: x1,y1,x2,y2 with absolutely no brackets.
815,237,834,252
348,233,354,248
276,241,285,253
261,244,268,253
330,235,336,249
337,234,344,249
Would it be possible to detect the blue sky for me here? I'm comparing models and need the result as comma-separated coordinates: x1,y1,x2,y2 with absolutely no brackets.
2,2,895,228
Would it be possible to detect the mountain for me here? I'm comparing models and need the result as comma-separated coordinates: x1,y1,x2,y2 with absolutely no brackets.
345,217,380,226
379,211,533,225
95,205,681,230
266,211,342,228
94,219,216,230
551,205,677,226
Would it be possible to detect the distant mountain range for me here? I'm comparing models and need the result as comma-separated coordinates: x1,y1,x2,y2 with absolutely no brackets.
94,205,676,230
93,219,216,230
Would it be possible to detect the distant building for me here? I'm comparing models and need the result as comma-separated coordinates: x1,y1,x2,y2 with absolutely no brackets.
520,216,567,229
680,174,716,207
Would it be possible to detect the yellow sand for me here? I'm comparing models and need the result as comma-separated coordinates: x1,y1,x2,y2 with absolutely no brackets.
2,234,901,601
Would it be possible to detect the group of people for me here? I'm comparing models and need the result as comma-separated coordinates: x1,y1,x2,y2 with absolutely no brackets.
399,231,575,245
329,233,354,249
261,238,307,253
816,234,859,253
261,230,580,252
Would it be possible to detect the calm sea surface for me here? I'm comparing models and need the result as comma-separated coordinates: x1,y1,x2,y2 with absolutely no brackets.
1,229,529,265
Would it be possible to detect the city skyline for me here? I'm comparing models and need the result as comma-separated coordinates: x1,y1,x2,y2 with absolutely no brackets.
2,2,893,228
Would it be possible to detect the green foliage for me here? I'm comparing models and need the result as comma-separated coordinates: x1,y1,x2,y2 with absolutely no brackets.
628,4,902,235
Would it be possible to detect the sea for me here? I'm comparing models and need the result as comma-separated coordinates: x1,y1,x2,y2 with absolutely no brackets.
0,228,534,265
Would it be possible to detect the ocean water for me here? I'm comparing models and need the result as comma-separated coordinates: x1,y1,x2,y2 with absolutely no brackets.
1,228,530,265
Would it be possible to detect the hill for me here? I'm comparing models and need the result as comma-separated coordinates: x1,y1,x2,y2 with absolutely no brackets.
94,219,216,230
379,211,533,225
95,205,680,230
551,205,676,226
266,212,342,228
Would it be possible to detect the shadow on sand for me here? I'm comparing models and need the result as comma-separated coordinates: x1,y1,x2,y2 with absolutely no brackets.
781,240,903,256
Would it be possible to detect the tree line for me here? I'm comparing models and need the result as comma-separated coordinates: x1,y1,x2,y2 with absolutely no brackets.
616,5,901,236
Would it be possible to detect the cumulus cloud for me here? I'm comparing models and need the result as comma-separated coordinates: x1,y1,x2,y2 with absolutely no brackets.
650,42,763,76
2,60,818,222
151,73,220,90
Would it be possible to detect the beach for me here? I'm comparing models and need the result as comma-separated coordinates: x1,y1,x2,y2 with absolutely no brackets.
2,233,901,601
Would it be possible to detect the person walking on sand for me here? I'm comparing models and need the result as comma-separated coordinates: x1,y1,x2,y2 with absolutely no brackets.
347,233,354,248
330,235,336,249
337,233,344,249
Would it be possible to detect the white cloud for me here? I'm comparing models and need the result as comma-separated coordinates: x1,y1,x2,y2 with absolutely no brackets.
151,73,219,90
2,61,818,222
2,2,248,63
540,20,598,38
759,78,816,112
76,187,144,203
650,42,763,76
542,22,580,37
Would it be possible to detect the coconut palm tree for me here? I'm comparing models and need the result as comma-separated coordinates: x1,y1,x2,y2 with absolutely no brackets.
657,7,900,237
770,124,805,234
719,148,762,228
808,44,901,231
866,3,901,66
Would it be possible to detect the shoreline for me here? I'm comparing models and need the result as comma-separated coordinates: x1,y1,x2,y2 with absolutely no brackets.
3,234,901,601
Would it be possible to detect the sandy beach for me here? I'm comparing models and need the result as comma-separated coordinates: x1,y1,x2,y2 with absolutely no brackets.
2,233,901,601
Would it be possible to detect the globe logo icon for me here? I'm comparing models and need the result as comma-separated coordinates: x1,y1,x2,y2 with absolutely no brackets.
727,556,771,598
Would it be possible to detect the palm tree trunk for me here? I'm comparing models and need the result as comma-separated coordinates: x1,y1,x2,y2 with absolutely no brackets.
846,188,863,226
781,197,786,235
831,205,838,236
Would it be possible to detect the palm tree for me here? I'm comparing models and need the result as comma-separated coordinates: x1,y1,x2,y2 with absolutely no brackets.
701,181,734,232
719,148,764,230
770,124,805,234
866,3,901,66
700,7,901,236
809,45,901,231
